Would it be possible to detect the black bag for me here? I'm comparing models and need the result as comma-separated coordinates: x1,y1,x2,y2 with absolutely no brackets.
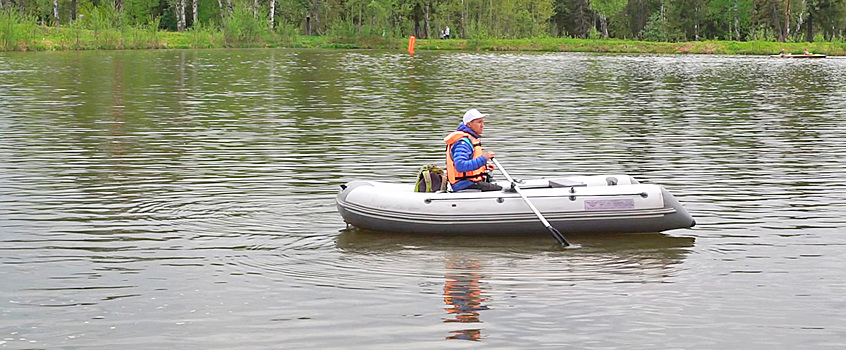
414,164,448,193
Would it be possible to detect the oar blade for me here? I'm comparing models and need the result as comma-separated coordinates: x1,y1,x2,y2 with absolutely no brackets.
547,225,570,247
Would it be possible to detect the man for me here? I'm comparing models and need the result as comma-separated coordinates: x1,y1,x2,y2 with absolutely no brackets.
444,108,502,192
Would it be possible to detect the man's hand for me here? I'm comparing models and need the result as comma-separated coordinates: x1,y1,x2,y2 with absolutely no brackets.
483,150,495,160
486,163,496,171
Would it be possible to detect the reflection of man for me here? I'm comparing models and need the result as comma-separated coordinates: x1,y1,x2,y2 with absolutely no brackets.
443,257,488,341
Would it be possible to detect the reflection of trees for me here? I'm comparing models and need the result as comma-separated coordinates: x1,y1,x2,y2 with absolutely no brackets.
443,255,488,341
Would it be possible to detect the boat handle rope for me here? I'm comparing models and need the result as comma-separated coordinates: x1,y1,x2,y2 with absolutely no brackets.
424,191,649,203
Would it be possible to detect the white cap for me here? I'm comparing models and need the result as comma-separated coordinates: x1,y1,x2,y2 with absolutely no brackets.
462,108,488,124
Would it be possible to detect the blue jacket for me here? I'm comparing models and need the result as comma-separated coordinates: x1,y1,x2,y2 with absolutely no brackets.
448,123,488,191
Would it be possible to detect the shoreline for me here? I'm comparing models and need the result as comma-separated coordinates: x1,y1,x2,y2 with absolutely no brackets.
3,30,845,56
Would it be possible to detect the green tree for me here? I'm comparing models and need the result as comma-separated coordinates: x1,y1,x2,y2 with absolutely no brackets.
804,0,846,41
591,0,626,38
668,0,708,40
708,0,752,40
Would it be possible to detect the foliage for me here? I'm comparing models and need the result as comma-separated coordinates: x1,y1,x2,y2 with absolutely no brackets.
187,21,218,48
124,21,164,48
222,2,269,45
78,1,126,36
124,0,162,25
4,0,846,51
0,9,37,50
641,11,681,42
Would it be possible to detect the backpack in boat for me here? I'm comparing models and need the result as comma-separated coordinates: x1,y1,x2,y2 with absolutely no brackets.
414,164,448,193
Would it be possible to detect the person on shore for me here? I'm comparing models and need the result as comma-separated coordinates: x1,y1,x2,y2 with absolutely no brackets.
444,109,502,192
445,26,451,39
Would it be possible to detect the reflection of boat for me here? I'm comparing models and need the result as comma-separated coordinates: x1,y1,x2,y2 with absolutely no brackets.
336,175,695,235
336,228,695,260
769,53,827,58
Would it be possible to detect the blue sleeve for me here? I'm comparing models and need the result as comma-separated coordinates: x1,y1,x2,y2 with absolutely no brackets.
451,139,487,173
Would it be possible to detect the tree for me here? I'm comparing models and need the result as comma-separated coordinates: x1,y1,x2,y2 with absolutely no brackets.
306,0,319,35
53,0,59,25
553,0,592,38
176,0,186,31
270,0,275,28
754,0,788,41
591,0,627,38
784,0,791,39
804,0,846,40
668,0,708,40
424,0,431,38
708,0,752,40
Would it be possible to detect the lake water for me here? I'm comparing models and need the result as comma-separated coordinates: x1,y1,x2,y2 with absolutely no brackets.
2,48,846,349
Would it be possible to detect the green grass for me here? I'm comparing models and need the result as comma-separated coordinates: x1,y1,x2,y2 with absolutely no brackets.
1,12,844,56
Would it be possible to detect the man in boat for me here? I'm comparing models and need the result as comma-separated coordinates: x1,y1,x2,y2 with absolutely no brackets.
444,108,502,192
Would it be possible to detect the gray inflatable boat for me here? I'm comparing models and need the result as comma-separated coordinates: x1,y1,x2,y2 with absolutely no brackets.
336,175,695,235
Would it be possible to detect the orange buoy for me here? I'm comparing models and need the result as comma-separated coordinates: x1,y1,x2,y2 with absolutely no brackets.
408,36,415,55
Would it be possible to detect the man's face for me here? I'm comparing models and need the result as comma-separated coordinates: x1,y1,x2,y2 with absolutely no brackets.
467,118,485,136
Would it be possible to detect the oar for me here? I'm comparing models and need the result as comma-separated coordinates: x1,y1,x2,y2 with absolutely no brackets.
491,158,571,247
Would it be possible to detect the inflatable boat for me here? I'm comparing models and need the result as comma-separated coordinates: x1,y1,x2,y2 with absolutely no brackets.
769,53,827,58
336,175,695,235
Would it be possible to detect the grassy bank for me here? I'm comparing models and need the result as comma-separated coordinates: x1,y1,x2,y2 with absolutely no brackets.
2,21,845,56
418,37,846,56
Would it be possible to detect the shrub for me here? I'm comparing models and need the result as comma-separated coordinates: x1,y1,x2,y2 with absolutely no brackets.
222,3,269,45
0,8,37,50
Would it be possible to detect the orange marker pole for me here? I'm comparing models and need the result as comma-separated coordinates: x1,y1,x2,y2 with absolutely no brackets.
408,36,416,55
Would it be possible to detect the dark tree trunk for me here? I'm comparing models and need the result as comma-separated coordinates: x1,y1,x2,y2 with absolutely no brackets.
600,15,608,39
805,10,813,42
310,0,321,35
423,0,431,39
785,0,791,40
772,0,784,42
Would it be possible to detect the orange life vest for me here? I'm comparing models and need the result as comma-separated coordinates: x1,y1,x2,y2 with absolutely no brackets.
444,131,487,184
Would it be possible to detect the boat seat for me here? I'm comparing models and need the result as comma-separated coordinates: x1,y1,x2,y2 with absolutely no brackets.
506,178,586,189
548,179,586,188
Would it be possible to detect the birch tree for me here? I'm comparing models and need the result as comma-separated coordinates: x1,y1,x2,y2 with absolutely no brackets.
176,0,186,31
270,0,276,28
53,0,60,26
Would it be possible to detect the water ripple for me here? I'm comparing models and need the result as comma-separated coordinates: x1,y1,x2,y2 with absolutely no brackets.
2,50,846,348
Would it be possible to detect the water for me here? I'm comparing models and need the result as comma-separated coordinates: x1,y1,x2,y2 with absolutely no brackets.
1,49,846,349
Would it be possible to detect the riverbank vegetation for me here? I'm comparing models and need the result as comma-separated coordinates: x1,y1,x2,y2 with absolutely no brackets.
2,0,846,54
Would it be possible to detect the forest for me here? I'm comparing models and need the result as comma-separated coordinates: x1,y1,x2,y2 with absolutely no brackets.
2,0,846,50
